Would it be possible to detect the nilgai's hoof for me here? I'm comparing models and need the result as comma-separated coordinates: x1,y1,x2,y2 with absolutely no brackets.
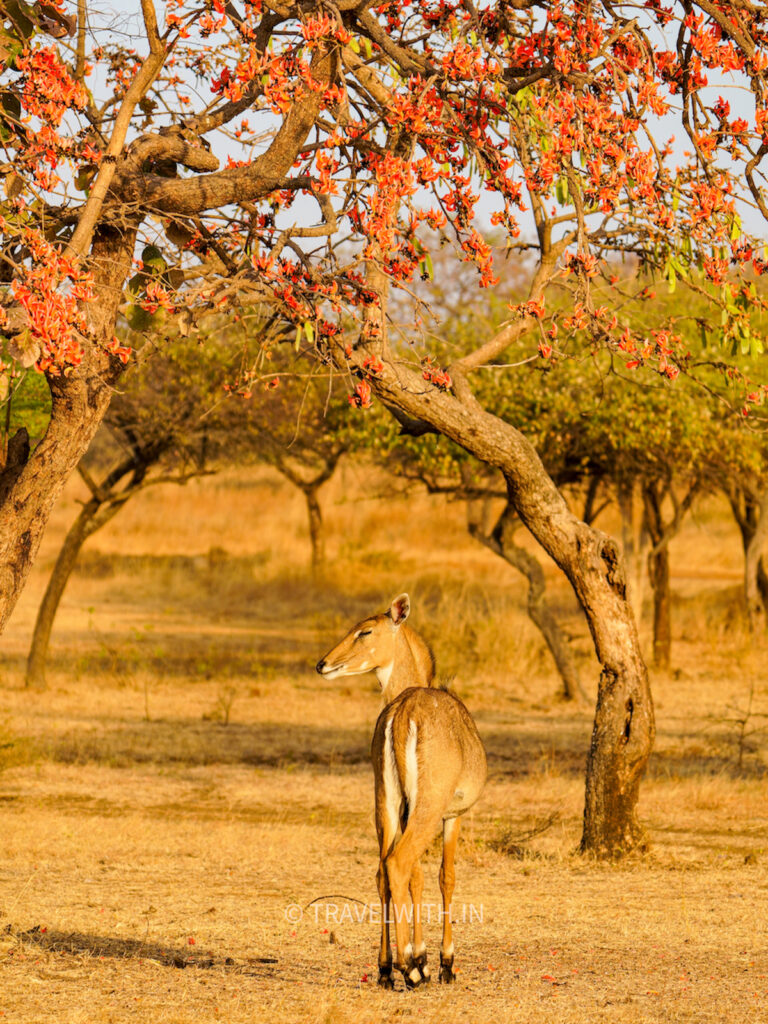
377,968,395,990
438,960,455,984
414,951,431,984
403,963,425,990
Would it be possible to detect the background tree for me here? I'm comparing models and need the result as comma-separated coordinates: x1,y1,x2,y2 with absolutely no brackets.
24,330,265,687
234,354,351,578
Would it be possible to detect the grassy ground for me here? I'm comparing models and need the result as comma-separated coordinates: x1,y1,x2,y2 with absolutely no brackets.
1,467,767,1023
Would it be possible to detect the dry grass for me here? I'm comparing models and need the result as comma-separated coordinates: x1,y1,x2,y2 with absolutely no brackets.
1,467,768,1023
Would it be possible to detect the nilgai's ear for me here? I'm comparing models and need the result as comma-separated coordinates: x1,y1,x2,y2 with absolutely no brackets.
388,593,410,626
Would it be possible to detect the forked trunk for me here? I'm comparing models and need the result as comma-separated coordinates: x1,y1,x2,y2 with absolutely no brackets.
369,367,655,857
25,463,144,687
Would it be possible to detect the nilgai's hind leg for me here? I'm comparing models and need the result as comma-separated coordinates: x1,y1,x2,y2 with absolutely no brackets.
386,811,443,989
376,856,394,988
375,811,398,989
439,816,461,983
409,858,430,983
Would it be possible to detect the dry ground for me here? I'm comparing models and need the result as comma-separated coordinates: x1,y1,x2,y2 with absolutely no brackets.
1,467,767,1023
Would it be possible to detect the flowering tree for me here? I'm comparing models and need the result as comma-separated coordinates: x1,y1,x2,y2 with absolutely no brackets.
2,0,768,853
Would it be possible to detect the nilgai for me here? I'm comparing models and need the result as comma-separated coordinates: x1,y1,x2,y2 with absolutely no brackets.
317,593,486,988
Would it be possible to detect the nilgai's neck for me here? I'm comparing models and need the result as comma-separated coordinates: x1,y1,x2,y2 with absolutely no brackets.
377,623,436,705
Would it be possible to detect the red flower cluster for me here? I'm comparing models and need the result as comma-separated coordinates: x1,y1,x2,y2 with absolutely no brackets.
11,230,94,374
421,357,452,390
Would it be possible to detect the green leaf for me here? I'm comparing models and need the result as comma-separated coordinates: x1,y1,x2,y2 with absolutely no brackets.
294,324,303,351
75,166,95,193
126,304,165,332
1,90,20,120
125,273,145,301
142,245,166,272
0,29,23,67
4,1,36,41
303,321,315,345
513,86,531,110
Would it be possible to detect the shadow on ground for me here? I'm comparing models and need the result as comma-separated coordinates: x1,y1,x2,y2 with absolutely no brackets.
9,924,278,975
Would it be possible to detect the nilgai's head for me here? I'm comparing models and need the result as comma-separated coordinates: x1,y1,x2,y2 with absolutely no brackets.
316,594,410,680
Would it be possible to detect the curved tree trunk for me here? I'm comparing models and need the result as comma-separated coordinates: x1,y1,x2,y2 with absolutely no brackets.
469,501,587,702
365,361,655,857
26,501,99,688
0,224,138,633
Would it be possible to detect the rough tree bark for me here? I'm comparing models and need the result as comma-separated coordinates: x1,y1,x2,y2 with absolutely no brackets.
468,499,587,702
358,355,655,857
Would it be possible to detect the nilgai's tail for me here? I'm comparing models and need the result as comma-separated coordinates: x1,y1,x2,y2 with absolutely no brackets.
381,710,420,834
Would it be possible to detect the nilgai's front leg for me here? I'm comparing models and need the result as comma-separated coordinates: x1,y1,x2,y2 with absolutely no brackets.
439,816,460,983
